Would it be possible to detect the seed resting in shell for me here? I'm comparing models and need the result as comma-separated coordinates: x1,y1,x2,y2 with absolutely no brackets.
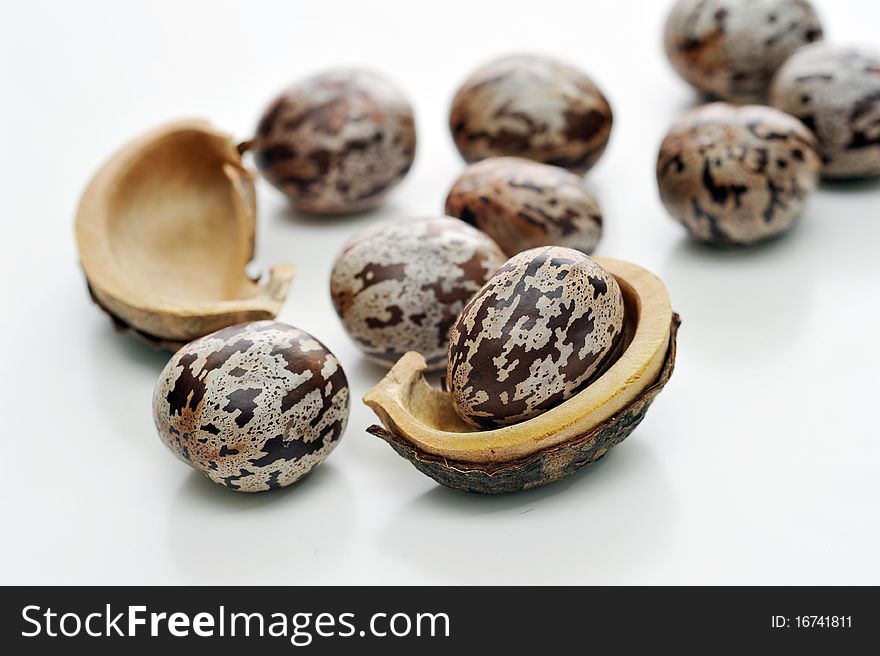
363,257,678,494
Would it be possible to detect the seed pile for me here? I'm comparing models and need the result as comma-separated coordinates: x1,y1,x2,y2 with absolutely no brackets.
76,0,876,494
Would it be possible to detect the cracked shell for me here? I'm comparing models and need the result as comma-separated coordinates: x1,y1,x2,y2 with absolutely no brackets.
330,216,507,371
664,0,824,103
657,103,821,246
152,321,349,492
445,157,603,256
769,43,880,178
251,68,416,214
363,257,678,494
447,247,624,428
75,120,294,350
449,54,613,173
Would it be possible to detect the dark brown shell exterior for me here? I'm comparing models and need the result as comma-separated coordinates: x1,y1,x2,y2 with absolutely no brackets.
447,247,625,428
252,69,416,214
152,321,349,492
87,281,189,351
368,314,679,494
664,0,823,103
449,54,613,173
657,103,821,246
445,157,603,256
769,44,880,178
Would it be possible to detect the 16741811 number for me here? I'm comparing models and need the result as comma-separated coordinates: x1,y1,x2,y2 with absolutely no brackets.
771,615,853,629
796,616,852,629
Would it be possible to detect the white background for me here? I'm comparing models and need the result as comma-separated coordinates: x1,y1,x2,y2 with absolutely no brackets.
3,0,879,585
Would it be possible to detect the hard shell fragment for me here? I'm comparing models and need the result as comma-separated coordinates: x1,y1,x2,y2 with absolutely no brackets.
75,120,293,349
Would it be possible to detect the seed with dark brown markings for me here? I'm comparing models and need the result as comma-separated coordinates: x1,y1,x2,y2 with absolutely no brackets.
664,0,824,103
445,157,603,256
657,103,821,246
251,69,416,214
152,321,349,492
449,54,613,173
770,44,880,178
447,246,624,428
330,217,506,372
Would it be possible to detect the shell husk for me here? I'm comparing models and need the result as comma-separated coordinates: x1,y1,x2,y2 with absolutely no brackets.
75,119,294,350
363,257,679,494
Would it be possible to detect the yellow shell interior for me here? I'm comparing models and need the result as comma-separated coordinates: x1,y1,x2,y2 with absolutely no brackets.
363,257,672,464
76,120,293,343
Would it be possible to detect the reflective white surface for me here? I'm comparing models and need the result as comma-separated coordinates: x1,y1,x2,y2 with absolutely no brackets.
3,0,879,584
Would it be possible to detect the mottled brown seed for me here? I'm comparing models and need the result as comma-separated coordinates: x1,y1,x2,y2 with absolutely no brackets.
152,321,349,492
449,55,613,173
252,69,416,214
445,157,602,256
657,103,821,246
664,0,824,103
447,246,624,428
330,217,506,371
770,43,880,178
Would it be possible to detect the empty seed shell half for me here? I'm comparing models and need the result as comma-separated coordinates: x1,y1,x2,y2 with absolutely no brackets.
363,257,678,494
76,120,294,350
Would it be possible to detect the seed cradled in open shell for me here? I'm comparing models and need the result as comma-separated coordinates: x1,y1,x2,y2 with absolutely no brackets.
363,257,679,494
75,120,294,350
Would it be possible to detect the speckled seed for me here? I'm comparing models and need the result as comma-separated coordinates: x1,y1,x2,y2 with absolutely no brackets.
769,44,880,178
445,157,603,256
330,217,507,371
251,69,416,214
657,103,821,246
152,321,349,492
664,0,824,103
449,54,613,173
447,246,624,429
